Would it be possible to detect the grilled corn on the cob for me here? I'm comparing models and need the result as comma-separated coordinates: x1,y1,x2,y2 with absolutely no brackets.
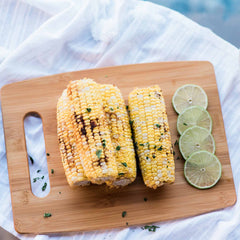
57,89,90,186
99,84,136,187
66,79,118,184
128,85,175,189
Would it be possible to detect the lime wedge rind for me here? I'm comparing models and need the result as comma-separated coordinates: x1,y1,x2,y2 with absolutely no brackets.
184,150,222,189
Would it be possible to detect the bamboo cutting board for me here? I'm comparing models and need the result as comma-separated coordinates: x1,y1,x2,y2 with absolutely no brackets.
1,61,236,234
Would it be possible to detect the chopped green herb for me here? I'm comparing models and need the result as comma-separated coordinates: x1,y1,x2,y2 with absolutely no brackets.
167,166,168,168
116,146,121,151
96,150,102,159
152,154,156,158
126,105,129,110
102,142,106,148
173,151,175,156
122,211,127,218
149,94,151,97
59,192,61,194
126,222,128,226
42,182,47,191
41,176,44,179
51,169,54,174
86,108,92,113
105,75,108,78
161,133,163,135
139,143,144,146
168,161,170,163
37,169,41,173
110,107,114,111
121,162,127,167
146,156,149,160
129,120,134,125
157,146,163,151
29,155,34,164
118,173,125,176
117,106,119,109
144,197,148,202
155,124,160,128
174,140,178,146
33,177,40,183
183,123,188,126
46,153,50,156
44,213,52,218
177,156,180,160
141,225,160,232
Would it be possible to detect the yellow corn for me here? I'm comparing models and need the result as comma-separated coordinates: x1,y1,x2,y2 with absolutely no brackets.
128,85,175,189
99,84,136,187
57,89,90,187
66,79,118,184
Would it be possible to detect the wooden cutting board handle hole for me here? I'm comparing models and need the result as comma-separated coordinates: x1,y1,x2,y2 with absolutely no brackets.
23,112,51,198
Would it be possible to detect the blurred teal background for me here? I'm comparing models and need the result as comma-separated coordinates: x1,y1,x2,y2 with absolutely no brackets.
144,0,240,47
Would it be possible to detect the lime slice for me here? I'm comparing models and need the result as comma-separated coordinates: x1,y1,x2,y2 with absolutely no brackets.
179,126,215,160
184,150,222,189
172,84,208,114
177,106,212,135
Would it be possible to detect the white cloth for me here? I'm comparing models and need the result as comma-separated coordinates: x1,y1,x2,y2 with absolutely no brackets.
0,0,240,239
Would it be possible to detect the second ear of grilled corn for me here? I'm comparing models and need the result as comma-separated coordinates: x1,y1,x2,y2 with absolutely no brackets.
128,85,175,189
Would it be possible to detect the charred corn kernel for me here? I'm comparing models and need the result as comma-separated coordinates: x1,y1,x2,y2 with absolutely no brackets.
99,84,136,187
128,85,175,189
66,79,118,184
57,90,90,187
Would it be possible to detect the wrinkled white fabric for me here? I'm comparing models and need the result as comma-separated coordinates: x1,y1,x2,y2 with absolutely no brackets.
0,0,240,239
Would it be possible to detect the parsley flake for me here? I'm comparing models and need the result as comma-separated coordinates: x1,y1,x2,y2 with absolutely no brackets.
139,143,144,146
51,169,54,174
155,124,160,128
46,153,50,156
37,169,41,173
152,154,156,158
121,162,127,167
42,182,47,191
144,197,148,202
174,140,178,146
116,146,121,151
110,107,114,111
44,213,52,218
183,123,188,126
141,225,160,232
122,211,127,218
157,146,163,151
86,108,92,113
118,173,125,176
96,150,102,159
29,155,34,164
33,177,40,183
129,120,134,125
41,176,44,179
173,151,175,156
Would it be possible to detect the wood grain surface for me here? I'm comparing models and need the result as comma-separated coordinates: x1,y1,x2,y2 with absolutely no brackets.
1,61,236,234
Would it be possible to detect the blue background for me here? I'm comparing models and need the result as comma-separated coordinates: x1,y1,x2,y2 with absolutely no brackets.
145,0,240,47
